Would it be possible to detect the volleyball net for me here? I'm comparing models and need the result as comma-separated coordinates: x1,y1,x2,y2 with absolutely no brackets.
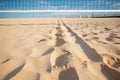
0,0,120,17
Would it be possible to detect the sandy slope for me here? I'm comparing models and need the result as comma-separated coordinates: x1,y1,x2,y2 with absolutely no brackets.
0,18,120,80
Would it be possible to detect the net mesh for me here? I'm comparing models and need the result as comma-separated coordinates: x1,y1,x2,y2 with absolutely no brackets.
0,0,120,18
0,0,120,10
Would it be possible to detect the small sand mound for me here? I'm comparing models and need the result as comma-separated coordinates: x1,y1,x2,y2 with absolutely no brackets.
9,48,32,57
102,54,120,70
10,69,40,80
55,52,71,67
50,48,73,67
0,51,10,64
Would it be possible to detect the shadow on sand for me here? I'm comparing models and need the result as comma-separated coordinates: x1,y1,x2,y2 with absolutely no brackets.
62,21,102,62
59,67,79,80
3,64,25,80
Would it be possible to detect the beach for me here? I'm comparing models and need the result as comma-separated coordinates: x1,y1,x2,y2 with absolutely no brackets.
0,18,120,80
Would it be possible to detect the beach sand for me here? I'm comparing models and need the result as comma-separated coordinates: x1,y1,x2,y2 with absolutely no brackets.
0,18,120,80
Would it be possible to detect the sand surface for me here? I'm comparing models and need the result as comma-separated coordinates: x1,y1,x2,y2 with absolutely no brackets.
0,18,120,80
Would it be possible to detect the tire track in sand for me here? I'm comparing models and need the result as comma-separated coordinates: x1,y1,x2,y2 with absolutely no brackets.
60,19,120,80
61,20,101,62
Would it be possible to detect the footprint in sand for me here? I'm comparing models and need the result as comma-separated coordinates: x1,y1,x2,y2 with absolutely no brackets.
102,53,120,70
38,39,47,43
82,34,88,37
59,67,79,80
50,49,73,67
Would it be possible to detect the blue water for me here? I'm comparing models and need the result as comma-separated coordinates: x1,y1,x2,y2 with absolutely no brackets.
0,12,119,18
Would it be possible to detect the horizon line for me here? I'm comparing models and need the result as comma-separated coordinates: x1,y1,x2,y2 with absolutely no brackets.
0,10,120,12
